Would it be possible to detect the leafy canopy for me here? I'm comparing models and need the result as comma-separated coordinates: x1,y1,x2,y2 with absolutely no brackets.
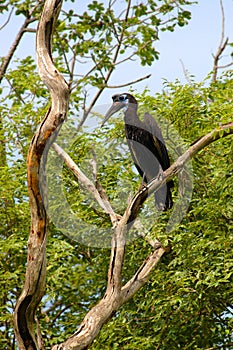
0,0,232,349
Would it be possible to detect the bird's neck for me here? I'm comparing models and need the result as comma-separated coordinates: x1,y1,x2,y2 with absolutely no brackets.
124,105,139,125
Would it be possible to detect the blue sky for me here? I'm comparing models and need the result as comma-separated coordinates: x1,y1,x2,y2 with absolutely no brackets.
1,0,232,103
108,0,233,96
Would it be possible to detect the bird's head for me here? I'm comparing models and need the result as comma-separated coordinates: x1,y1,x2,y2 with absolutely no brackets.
101,93,137,126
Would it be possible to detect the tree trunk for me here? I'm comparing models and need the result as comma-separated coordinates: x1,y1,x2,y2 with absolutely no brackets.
13,0,70,348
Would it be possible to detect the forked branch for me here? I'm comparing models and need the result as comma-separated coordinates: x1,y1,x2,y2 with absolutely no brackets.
12,0,233,348
212,0,232,82
52,121,233,350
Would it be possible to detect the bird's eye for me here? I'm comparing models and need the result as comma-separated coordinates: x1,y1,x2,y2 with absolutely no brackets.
118,94,127,102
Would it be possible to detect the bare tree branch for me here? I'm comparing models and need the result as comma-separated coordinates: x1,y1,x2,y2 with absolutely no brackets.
52,142,160,248
115,40,154,66
212,37,229,83
121,245,165,302
212,0,230,82
77,0,132,129
52,142,119,226
0,6,14,30
106,74,151,88
52,122,233,349
11,0,233,348
0,3,39,83
69,42,79,87
215,61,233,70
13,1,70,348
35,316,45,350
128,121,233,223
180,59,193,85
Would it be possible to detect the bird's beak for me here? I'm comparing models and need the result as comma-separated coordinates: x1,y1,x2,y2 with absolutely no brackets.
101,101,125,127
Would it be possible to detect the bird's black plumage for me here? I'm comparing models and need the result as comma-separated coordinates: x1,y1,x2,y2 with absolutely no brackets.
102,93,173,211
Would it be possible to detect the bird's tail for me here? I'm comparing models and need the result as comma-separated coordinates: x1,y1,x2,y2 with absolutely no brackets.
154,180,173,211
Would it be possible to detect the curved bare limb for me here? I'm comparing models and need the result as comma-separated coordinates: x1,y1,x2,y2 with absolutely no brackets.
52,121,233,350
0,3,39,83
0,7,14,31
13,0,69,349
128,121,233,221
52,142,119,226
11,0,233,348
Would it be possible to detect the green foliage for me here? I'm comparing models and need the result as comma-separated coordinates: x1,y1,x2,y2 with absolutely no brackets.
0,163,29,348
90,77,233,349
52,0,194,101
0,0,232,349
35,75,233,349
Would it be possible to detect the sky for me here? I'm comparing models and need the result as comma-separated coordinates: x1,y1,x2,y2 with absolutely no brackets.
1,0,232,232
107,0,233,97
0,0,233,105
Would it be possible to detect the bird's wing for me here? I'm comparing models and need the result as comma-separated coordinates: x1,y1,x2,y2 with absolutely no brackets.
143,112,171,170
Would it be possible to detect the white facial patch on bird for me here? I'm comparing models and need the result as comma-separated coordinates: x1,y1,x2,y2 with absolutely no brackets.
118,94,129,112
118,94,128,103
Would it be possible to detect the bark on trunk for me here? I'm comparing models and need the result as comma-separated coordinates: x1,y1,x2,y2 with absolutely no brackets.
13,1,70,348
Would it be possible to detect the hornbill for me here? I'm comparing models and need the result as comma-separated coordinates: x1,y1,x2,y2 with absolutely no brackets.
101,93,173,211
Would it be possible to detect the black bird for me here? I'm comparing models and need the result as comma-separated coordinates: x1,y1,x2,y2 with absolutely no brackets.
102,93,173,211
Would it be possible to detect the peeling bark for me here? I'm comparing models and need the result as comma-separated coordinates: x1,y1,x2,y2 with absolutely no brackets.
12,0,233,349
51,122,233,350
13,1,69,349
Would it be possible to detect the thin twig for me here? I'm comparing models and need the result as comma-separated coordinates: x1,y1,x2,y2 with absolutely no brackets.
69,42,79,87
0,3,39,83
180,59,193,85
216,61,233,69
77,0,132,129
106,74,151,88
212,0,229,82
115,40,153,66
0,7,14,30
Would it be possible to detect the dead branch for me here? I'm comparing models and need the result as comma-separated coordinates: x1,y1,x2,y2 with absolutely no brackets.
52,122,233,349
212,37,229,83
13,0,70,349
0,3,39,83
52,142,160,248
180,59,193,85
212,0,230,82
12,0,233,348
106,74,151,88
128,122,233,222
52,142,119,226
0,7,14,30
77,0,132,129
